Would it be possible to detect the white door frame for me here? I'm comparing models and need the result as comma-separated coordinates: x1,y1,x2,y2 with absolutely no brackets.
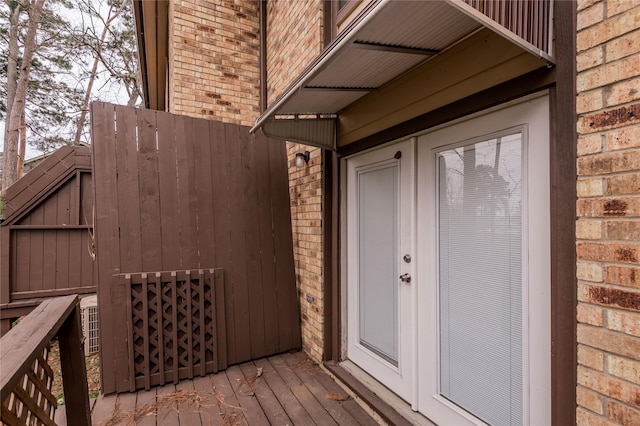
343,138,417,404
339,94,550,424
416,94,550,425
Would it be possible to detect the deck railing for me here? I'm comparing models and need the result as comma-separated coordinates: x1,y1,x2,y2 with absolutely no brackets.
464,0,552,53
0,295,91,425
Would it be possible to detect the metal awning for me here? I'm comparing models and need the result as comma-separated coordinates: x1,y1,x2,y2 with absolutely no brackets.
251,0,554,150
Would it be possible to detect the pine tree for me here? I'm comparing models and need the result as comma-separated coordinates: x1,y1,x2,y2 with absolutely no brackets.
2,0,47,190
1,0,84,189
1,0,142,190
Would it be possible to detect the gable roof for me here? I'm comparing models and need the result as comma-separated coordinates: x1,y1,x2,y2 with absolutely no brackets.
2,145,92,224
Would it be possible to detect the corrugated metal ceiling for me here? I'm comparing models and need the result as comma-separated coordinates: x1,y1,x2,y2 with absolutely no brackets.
355,1,481,49
275,1,482,116
251,0,552,149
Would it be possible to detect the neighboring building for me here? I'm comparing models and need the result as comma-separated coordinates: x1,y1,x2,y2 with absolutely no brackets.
21,151,52,174
134,1,639,425
0,144,88,187
22,143,91,174
0,145,95,334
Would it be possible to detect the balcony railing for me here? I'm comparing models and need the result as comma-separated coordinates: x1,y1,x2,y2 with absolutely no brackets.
464,0,552,53
1,295,91,425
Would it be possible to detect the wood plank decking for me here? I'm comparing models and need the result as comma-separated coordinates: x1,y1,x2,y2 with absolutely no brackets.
76,351,381,426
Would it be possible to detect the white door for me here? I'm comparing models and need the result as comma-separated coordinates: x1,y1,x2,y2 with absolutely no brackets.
417,95,550,425
345,139,415,402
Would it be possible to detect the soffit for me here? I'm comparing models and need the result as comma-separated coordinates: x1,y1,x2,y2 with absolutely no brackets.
134,0,168,111
252,0,554,150
276,1,481,116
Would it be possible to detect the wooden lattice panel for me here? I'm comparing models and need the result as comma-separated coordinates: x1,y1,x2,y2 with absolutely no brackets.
120,269,225,391
1,344,57,426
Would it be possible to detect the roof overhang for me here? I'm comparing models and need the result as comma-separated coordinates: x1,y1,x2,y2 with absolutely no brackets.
251,0,555,150
133,0,169,111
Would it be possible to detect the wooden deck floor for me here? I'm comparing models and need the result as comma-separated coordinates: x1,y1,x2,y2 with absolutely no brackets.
62,351,381,425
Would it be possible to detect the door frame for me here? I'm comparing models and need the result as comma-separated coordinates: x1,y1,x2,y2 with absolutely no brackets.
416,94,551,425
328,58,576,426
342,138,417,404
340,94,551,423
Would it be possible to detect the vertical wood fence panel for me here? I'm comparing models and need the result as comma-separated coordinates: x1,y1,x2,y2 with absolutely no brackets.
91,102,121,394
91,103,301,394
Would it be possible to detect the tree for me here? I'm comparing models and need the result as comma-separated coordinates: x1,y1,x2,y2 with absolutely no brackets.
25,0,86,152
1,0,142,190
2,0,46,191
73,0,142,145
1,0,86,189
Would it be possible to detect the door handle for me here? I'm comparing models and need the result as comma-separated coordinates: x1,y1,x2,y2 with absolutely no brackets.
399,273,411,283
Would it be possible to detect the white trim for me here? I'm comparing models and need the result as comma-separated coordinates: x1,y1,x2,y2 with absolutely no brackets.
340,94,550,425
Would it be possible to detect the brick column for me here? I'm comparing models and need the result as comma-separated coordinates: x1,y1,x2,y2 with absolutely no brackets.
287,142,324,362
266,0,326,362
576,1,640,424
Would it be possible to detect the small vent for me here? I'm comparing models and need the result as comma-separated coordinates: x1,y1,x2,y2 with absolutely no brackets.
80,295,99,356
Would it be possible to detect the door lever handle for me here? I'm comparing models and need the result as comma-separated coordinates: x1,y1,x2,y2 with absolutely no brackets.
399,273,411,283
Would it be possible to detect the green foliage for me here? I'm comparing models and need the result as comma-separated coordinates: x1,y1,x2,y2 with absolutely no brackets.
1,0,85,151
0,193,5,218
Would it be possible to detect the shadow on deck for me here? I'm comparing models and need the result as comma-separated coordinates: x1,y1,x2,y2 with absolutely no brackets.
66,351,381,426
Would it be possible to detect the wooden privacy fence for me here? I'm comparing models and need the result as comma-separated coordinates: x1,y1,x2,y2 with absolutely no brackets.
0,146,95,335
91,102,301,394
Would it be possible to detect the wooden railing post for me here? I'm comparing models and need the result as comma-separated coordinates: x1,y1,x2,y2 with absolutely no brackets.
1,295,92,426
58,303,91,426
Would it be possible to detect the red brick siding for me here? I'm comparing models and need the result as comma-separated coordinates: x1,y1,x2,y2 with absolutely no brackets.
576,1,640,424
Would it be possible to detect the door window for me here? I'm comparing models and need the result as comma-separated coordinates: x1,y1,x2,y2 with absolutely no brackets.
437,133,524,425
345,139,415,402
358,164,399,365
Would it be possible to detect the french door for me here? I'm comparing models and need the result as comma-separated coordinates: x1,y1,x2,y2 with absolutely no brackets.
345,95,550,425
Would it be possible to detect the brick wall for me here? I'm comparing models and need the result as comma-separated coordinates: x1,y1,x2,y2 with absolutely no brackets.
168,0,260,126
576,1,640,424
266,0,324,103
267,0,326,362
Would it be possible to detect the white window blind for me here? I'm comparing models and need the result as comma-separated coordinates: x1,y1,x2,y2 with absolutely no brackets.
358,164,399,365
438,133,524,426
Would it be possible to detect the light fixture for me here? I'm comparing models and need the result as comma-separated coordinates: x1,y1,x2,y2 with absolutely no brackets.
295,151,310,168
